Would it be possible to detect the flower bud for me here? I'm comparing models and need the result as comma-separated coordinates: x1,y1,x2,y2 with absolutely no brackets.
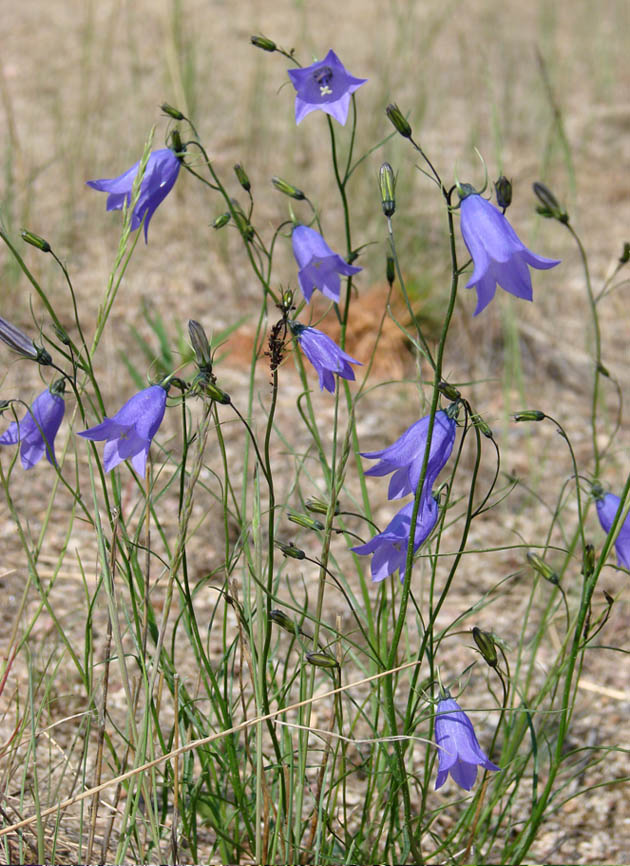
204,382,231,404
527,551,559,585
386,103,412,138
52,322,71,347
306,651,338,670
212,212,231,229
271,176,306,200
513,410,545,422
281,290,294,313
275,540,306,560
231,200,254,242
471,413,493,438
250,34,276,52
234,163,251,192
21,230,51,253
161,102,185,120
0,315,51,364
619,242,630,265
188,320,212,370
269,609,300,633
582,543,595,578
532,182,568,223
472,627,498,668
288,511,324,531
437,381,461,401
386,254,395,287
494,176,512,210
379,162,396,217
305,497,339,516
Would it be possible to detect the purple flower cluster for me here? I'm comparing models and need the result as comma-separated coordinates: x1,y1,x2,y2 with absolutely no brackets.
352,408,457,582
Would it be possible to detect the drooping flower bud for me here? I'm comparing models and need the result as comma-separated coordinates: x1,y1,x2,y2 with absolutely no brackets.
275,540,306,560
203,382,231,404
21,229,51,253
494,176,512,210
271,176,306,200
471,414,493,439
161,102,185,120
619,242,630,265
532,182,568,223
250,34,276,52
527,551,559,585
386,254,395,288
234,163,251,192
0,316,51,364
306,651,338,670
52,323,71,347
269,609,301,633
472,626,498,668
386,103,412,138
379,162,396,217
169,129,184,155
438,381,461,402
188,320,212,370
212,212,231,229
513,410,545,422
288,511,324,531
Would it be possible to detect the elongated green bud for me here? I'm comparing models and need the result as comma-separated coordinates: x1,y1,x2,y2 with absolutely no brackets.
275,540,306,560
169,129,184,155
272,176,305,200
306,651,338,670
386,103,412,138
204,382,230,404
161,102,185,120
21,229,51,253
513,410,545,422
188,320,212,369
52,322,71,347
0,315,51,364
527,551,559,585
471,413,493,438
270,609,300,633
619,242,630,264
438,381,461,401
305,497,339,515
379,162,396,217
212,212,231,229
472,627,498,668
533,182,568,223
234,163,251,192
250,34,276,52
288,512,324,531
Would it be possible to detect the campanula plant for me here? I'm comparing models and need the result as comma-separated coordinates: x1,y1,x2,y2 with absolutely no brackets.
78,383,168,476
87,147,181,241
457,184,561,315
287,49,367,125
0,380,65,469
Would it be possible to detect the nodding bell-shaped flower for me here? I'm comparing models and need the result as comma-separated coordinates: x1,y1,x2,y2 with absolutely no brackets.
290,322,361,393
87,148,181,242
351,496,438,583
361,408,457,503
287,50,367,126
0,380,66,469
592,484,630,570
292,225,361,304
458,184,560,316
78,384,168,477
434,695,500,791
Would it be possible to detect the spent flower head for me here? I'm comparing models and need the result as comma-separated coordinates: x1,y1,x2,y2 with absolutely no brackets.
351,496,438,583
434,694,500,791
0,380,65,469
288,50,366,126
292,225,361,304
290,322,361,393
78,384,168,477
458,185,560,315
87,148,181,242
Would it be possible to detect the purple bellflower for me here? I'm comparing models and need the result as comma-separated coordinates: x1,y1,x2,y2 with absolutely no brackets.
351,496,438,583
593,487,630,570
78,384,167,477
87,148,180,242
434,696,500,791
292,225,361,304
291,322,362,393
361,408,457,502
458,185,560,316
0,381,65,469
287,50,367,126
